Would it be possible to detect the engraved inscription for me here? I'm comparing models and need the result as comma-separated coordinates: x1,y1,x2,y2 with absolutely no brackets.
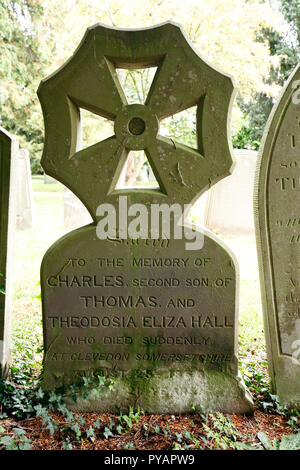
42,231,236,377
268,95,300,355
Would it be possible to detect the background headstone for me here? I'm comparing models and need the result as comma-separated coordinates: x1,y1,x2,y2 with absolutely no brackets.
205,149,258,235
255,62,300,406
63,187,92,231
44,174,56,184
16,148,34,230
0,126,18,376
38,22,253,413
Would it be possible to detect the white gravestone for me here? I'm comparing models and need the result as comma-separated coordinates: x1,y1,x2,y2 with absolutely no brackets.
205,149,258,235
16,149,34,230
63,187,92,231
44,174,56,184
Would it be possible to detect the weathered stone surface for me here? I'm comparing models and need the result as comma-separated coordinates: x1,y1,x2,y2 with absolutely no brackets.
63,187,92,231
38,22,235,215
205,149,258,236
16,149,34,230
42,230,252,413
38,22,253,413
255,63,300,407
0,127,18,375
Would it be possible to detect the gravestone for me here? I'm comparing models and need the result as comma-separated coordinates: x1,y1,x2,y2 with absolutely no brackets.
192,192,209,225
38,22,253,413
205,149,258,236
0,127,18,375
44,174,57,184
16,148,34,230
63,187,92,231
255,63,300,406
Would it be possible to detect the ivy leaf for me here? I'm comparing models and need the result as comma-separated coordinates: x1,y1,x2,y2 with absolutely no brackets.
13,428,26,437
116,424,123,434
79,416,86,426
19,441,31,450
93,418,101,429
82,377,91,387
49,391,61,405
104,427,113,439
35,388,44,400
46,420,56,437
184,430,193,440
86,426,95,439
97,376,106,388
34,403,47,418
123,442,135,450
0,435,17,450
108,379,115,391
71,423,81,439
57,403,68,416
62,440,73,450
280,432,300,450
257,431,273,450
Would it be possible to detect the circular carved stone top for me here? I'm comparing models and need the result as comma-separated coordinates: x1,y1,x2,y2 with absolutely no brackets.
38,22,235,217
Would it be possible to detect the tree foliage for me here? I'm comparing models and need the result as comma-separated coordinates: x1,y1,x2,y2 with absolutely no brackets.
0,0,46,172
236,0,300,149
0,0,290,171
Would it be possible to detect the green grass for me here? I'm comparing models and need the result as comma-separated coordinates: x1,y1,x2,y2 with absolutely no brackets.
32,175,62,193
219,234,266,373
11,184,65,370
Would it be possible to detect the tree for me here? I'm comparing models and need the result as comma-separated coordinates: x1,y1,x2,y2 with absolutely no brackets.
0,0,287,170
236,1,300,149
0,0,47,172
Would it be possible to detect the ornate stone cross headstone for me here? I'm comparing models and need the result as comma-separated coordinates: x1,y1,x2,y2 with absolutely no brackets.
38,22,253,413
0,126,18,375
256,62,300,407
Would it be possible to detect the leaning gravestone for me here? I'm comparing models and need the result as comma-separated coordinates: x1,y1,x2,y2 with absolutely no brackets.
255,63,300,407
0,127,18,375
16,148,34,230
38,22,253,413
205,149,258,236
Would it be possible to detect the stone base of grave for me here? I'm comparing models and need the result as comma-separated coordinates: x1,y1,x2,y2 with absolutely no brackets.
43,368,253,415
266,356,300,409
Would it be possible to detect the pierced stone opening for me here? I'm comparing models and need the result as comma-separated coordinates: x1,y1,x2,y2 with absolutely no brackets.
116,67,157,104
160,106,198,149
115,150,160,190
128,117,146,136
78,108,114,150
